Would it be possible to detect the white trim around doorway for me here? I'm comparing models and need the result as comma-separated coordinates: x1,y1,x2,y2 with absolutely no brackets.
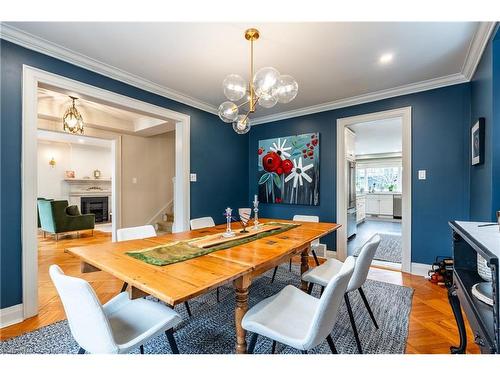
336,107,412,273
22,65,191,321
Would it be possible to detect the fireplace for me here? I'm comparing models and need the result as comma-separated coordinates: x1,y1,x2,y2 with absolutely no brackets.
81,196,109,223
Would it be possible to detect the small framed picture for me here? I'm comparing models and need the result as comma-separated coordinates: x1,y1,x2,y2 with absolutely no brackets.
65,170,75,179
471,118,485,166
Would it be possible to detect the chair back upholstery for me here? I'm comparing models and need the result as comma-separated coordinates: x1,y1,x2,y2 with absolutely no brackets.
347,234,380,292
292,215,320,246
303,256,355,349
190,216,215,230
117,225,156,242
49,265,118,353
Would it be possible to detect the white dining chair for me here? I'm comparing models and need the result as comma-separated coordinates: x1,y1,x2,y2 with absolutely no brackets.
189,216,222,303
117,224,193,317
302,234,381,353
116,224,156,242
242,256,355,354
271,215,322,283
189,216,216,230
49,265,182,354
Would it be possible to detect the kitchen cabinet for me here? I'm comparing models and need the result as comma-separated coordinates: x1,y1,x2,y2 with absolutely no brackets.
356,195,366,223
345,128,356,161
365,194,394,216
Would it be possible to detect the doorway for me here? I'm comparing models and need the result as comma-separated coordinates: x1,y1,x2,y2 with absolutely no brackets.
336,107,412,273
22,66,191,320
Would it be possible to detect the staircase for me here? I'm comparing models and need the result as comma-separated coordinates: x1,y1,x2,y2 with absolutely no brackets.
155,213,174,234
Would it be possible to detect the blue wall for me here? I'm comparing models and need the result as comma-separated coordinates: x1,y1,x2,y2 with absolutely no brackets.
470,26,500,221
0,40,249,309
249,84,472,264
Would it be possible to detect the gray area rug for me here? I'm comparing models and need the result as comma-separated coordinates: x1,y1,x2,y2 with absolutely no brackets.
354,233,402,263
1,264,413,354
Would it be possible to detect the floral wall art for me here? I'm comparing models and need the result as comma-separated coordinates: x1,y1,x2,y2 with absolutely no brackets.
257,133,320,205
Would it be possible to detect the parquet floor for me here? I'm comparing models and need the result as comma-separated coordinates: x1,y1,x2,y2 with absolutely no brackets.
0,230,479,353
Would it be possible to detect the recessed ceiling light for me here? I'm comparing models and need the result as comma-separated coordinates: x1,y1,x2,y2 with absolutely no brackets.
379,53,394,64
78,139,85,144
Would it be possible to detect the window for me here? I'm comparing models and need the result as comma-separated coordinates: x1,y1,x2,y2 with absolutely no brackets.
356,160,402,193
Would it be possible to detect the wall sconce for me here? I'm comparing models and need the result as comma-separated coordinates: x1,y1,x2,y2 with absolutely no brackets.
49,157,56,168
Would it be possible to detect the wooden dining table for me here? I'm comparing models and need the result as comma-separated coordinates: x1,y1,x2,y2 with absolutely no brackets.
66,218,340,354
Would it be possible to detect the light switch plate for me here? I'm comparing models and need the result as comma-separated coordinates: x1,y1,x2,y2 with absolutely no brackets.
190,173,197,182
132,177,137,184
418,170,426,180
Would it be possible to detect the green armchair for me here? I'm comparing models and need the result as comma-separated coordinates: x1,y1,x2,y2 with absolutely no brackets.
38,200,95,240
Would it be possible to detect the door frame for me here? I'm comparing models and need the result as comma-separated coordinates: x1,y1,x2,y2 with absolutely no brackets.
22,65,191,319
336,106,412,273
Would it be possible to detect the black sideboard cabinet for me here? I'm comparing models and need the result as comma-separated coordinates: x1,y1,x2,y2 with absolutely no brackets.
448,221,499,354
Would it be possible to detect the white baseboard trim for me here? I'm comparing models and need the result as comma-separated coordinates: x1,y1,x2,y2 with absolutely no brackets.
0,304,23,328
411,262,432,277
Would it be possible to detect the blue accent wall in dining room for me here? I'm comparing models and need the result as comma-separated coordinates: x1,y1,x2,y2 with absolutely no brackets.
248,83,472,265
0,39,249,309
469,25,500,221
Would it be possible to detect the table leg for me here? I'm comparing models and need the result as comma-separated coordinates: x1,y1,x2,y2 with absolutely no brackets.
300,246,310,292
448,284,467,354
234,274,251,354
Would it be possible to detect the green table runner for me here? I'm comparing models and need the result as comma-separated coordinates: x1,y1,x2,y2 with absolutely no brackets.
126,222,299,266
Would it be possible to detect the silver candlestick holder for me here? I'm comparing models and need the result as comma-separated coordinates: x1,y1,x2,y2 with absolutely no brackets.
253,198,261,230
222,207,236,238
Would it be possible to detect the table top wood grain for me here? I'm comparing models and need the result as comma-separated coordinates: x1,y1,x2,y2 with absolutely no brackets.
67,218,340,306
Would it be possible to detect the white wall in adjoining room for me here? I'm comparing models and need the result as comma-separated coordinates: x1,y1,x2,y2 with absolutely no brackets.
37,139,112,201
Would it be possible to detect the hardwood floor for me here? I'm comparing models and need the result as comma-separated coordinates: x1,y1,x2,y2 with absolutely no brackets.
0,230,479,354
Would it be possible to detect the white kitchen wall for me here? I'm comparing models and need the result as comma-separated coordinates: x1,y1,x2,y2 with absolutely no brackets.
37,140,112,201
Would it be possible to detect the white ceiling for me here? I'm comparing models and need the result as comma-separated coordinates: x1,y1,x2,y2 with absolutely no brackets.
38,87,175,136
348,117,402,155
4,22,492,123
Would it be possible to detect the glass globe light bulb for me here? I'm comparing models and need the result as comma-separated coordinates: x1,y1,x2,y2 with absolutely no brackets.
232,115,250,134
258,93,278,108
218,101,239,123
253,67,280,97
223,74,247,101
273,75,298,103
66,115,77,128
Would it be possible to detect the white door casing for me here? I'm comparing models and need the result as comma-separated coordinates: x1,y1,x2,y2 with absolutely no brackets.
336,107,412,273
22,65,191,319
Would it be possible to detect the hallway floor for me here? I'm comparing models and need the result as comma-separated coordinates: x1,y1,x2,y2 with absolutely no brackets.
347,218,402,257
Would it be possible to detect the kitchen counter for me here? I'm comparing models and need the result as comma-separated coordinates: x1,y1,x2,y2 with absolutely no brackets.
364,191,401,195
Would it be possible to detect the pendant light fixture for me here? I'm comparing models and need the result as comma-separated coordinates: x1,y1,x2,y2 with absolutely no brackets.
63,96,84,134
218,28,298,134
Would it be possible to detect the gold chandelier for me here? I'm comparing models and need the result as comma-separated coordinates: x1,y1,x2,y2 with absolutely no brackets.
63,96,84,134
218,28,298,134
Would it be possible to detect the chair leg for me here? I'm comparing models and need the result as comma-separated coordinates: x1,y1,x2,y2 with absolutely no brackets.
78,347,85,354
326,335,338,354
43,231,46,239
311,249,320,266
120,282,128,293
247,332,258,354
270,266,278,283
358,287,379,329
184,301,192,317
289,259,292,272
271,340,277,354
344,293,363,354
165,328,179,354
216,287,220,303
307,282,314,295
140,345,144,354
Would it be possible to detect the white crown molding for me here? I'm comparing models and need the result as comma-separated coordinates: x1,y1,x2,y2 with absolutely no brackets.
462,22,497,81
1,22,496,126
0,23,218,115
251,73,467,125
250,21,496,126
